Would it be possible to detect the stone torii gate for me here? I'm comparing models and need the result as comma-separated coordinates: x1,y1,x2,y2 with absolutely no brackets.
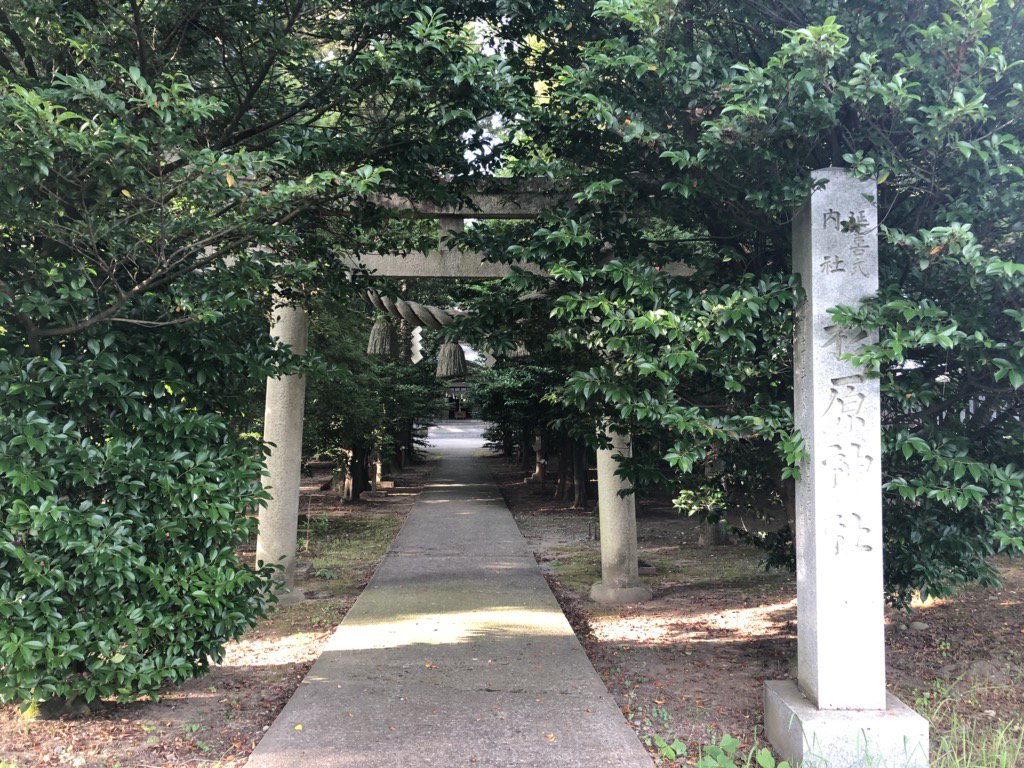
254,184,649,609
254,169,930,768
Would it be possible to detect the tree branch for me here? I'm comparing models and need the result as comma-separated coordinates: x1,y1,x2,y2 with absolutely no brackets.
0,9,37,79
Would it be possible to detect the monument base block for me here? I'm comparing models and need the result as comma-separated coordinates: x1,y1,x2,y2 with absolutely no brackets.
589,582,652,605
765,681,928,768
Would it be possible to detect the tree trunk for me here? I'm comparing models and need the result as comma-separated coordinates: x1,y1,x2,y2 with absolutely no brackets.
519,430,532,471
572,441,588,508
555,437,574,502
346,449,371,502
771,468,797,531
527,431,546,483
398,419,413,466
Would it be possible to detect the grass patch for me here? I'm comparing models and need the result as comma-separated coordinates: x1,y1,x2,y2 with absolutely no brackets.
932,715,1024,768
261,598,348,634
642,546,771,589
916,679,1024,768
304,514,404,595
545,541,785,597
547,544,602,593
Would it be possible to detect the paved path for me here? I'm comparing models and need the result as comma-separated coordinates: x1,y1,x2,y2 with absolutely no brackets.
245,422,653,768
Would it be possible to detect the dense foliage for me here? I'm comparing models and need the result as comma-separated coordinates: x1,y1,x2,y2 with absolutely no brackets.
0,0,513,707
3,0,1023,712
462,0,1024,605
0,323,278,707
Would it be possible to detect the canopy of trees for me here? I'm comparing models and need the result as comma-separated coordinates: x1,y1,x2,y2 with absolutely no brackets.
0,0,512,709
2,0,1022,709
461,0,1024,607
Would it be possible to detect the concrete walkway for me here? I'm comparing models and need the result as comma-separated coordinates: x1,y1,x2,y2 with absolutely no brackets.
245,422,653,768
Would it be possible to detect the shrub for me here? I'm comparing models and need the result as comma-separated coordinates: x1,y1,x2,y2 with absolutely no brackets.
0,331,277,708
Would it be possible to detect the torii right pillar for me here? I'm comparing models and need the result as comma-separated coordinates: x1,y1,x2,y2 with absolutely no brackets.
590,428,652,605
764,168,928,768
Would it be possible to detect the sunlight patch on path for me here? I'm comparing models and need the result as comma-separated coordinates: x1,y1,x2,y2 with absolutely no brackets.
328,607,571,651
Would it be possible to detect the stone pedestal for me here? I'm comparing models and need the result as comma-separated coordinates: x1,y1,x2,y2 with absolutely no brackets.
590,429,652,605
255,302,309,591
765,682,929,768
765,168,928,767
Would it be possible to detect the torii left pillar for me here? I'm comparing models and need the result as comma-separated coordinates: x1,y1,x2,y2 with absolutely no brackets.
256,302,309,592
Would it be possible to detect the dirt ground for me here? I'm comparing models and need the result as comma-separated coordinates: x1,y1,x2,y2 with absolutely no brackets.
0,461,435,768
491,456,1024,767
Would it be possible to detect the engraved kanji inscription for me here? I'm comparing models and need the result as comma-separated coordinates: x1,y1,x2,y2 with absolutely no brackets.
823,324,869,358
824,375,868,433
823,208,842,231
819,208,872,276
820,251,847,274
822,442,874,487
835,509,873,554
849,209,871,277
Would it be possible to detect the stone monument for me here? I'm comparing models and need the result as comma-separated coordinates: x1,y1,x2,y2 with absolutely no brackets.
764,168,928,768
